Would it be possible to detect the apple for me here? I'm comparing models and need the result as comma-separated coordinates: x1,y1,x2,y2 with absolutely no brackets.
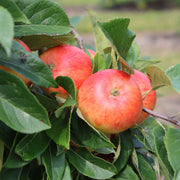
39,45,92,98
77,69,143,134
87,49,96,59
131,69,156,125
0,39,31,87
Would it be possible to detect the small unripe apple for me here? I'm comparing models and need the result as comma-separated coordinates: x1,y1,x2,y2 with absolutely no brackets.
131,69,156,125
0,39,31,87
77,69,143,134
40,45,92,98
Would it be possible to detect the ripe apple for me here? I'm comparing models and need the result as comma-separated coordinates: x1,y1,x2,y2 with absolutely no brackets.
77,69,143,134
0,39,31,86
131,69,156,125
39,45,92,98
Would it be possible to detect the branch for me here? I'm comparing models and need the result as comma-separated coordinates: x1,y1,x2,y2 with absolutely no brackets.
71,27,85,52
143,107,180,127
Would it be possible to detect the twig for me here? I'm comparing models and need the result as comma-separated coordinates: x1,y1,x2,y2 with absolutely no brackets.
142,107,180,127
71,27,85,52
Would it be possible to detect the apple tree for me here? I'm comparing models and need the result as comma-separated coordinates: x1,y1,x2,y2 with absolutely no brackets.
0,0,180,179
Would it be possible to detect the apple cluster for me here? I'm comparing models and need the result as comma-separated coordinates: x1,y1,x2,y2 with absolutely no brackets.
1,41,156,134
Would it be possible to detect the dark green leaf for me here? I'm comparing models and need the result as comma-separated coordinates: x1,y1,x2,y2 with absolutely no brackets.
42,147,66,180
114,130,133,173
0,69,51,134
166,64,180,93
0,0,30,24
0,168,22,180
98,18,135,74
46,110,71,149
15,132,50,161
0,121,16,148
146,66,171,90
0,140,4,171
111,165,139,180
71,109,115,153
0,6,14,56
0,40,57,88
18,165,30,180
165,128,180,179
93,53,107,73
67,147,117,179
153,126,174,179
136,153,156,180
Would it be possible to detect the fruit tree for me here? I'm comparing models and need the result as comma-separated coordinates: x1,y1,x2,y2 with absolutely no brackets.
0,0,180,180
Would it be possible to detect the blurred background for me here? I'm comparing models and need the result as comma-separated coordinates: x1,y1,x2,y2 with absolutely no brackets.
56,0,180,119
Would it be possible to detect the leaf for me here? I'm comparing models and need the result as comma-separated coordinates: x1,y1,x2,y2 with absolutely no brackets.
98,18,136,74
0,121,16,148
67,147,117,179
0,140,4,171
0,0,30,24
0,69,51,134
0,40,57,88
88,10,110,54
146,66,171,90
62,161,72,180
15,132,50,161
153,126,174,179
164,128,180,180
136,153,156,180
126,40,140,67
166,64,180,93
111,165,139,180
46,110,71,149
0,168,22,180
0,6,14,56
114,130,133,173
42,147,66,180
93,53,107,73
71,109,115,153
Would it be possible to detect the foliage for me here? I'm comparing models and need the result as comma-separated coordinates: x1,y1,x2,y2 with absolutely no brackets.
0,0,180,179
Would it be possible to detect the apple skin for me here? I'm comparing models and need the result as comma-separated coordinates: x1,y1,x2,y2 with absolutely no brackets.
0,39,31,86
40,45,92,98
131,70,156,125
88,49,96,59
77,69,143,134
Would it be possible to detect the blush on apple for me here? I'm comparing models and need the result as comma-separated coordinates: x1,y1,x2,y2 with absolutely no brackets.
40,45,92,99
131,69,156,125
0,39,31,87
77,69,143,134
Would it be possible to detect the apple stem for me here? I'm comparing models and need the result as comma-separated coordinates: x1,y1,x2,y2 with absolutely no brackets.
71,27,86,52
142,107,180,127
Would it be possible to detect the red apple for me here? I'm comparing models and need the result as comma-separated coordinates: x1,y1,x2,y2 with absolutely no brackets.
88,49,96,59
77,69,143,134
0,39,31,87
39,45,92,98
131,70,156,125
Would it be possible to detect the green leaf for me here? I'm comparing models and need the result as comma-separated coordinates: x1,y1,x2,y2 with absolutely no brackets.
0,0,30,24
126,40,140,67
42,147,66,180
67,147,117,179
15,132,50,161
0,69,51,134
56,76,76,100
153,126,174,179
0,121,16,148
166,64,180,93
111,165,139,180
93,53,107,73
71,109,115,153
98,18,135,74
0,6,14,56
46,110,71,149
0,168,22,180
3,134,30,169
136,153,156,180
0,140,4,171
62,161,72,180
0,40,57,88
165,128,180,179
146,66,171,90
88,10,110,54
114,130,133,173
